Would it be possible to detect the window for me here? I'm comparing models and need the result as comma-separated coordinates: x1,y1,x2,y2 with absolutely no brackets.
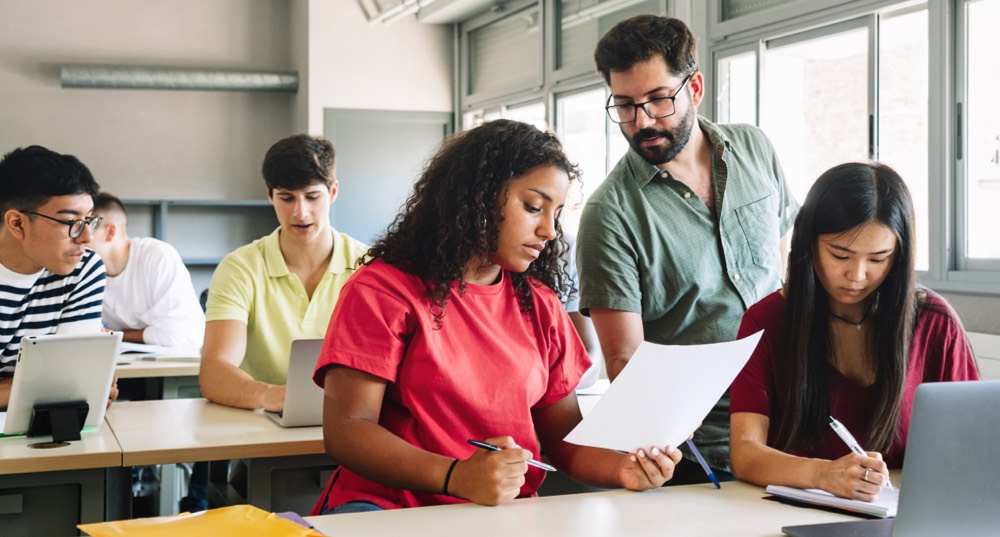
878,7,929,270
556,87,613,236
723,6,932,272
964,0,1000,263
716,49,757,125
710,0,1000,289
761,21,871,207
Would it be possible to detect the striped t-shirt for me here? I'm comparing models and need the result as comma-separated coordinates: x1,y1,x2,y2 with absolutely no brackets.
0,249,106,377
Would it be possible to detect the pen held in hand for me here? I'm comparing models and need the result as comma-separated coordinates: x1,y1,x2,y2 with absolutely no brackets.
828,416,895,491
467,439,557,472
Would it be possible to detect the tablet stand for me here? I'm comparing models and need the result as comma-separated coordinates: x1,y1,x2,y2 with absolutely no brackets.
26,401,90,442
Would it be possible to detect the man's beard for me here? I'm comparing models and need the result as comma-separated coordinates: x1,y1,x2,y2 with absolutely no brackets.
625,105,695,166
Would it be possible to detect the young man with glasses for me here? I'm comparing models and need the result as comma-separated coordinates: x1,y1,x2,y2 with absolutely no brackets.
577,15,798,485
0,145,110,408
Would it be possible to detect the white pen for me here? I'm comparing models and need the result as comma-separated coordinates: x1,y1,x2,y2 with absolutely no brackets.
829,416,895,491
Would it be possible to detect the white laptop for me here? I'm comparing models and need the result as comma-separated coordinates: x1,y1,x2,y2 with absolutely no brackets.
782,380,1000,537
1,332,122,436
265,338,325,427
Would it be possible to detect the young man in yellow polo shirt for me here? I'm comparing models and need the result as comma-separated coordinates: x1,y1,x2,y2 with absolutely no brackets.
199,134,368,412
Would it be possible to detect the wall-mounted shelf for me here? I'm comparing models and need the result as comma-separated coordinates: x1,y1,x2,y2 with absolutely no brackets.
121,199,278,292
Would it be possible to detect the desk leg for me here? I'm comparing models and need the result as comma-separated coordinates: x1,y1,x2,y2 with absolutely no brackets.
245,455,336,513
157,463,180,516
105,466,132,521
162,376,201,400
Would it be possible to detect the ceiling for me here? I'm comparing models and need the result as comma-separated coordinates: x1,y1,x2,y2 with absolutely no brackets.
360,0,501,25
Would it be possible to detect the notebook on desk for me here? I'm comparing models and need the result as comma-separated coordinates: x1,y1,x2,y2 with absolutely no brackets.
782,380,1000,537
265,339,324,428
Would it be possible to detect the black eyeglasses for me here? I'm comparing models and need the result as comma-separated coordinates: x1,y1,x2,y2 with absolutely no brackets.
605,73,695,124
22,210,103,239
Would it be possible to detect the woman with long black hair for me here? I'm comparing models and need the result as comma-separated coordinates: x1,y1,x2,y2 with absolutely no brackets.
729,162,980,501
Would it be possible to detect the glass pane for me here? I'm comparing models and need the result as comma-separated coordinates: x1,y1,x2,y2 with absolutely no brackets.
504,101,548,131
966,0,1000,260
556,0,660,70
762,26,869,206
717,51,757,125
469,6,542,95
463,110,484,130
878,8,929,271
556,87,609,237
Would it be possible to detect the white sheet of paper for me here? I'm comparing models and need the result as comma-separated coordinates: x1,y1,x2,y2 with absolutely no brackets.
564,330,763,452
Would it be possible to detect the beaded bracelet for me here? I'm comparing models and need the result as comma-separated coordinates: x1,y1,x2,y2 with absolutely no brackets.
443,458,459,496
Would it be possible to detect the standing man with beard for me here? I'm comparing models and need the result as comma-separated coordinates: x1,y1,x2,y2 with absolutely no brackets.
577,15,798,485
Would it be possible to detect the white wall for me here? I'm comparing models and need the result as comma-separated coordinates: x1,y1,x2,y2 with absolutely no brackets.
0,0,455,198
0,0,294,200
304,0,453,133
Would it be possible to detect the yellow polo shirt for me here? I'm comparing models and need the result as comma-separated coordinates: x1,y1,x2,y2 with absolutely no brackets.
206,227,368,385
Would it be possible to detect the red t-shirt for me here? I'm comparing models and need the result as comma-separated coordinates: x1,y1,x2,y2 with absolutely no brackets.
730,290,980,468
312,259,590,510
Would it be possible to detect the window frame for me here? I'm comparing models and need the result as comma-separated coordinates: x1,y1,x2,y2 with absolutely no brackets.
706,0,1000,295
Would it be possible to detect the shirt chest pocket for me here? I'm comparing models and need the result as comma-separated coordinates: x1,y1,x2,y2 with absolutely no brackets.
735,193,780,268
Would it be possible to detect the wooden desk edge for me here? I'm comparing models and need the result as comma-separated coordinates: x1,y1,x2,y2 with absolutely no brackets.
120,439,326,466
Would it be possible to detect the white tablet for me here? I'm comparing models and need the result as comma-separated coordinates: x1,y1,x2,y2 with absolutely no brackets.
3,332,122,436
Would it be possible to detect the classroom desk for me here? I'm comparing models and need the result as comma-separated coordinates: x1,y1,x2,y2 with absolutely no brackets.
115,355,200,380
115,353,201,400
305,480,858,537
0,424,128,536
105,398,332,514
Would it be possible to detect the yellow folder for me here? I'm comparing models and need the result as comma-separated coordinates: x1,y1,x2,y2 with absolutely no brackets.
78,504,324,537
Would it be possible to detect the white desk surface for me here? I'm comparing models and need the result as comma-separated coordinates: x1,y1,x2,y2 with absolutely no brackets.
0,423,121,474
114,354,200,379
306,480,858,537
105,398,324,466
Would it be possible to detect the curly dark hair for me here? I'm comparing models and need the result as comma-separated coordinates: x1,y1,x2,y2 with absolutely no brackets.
366,119,581,326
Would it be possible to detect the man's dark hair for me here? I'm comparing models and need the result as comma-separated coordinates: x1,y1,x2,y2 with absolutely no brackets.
0,145,100,216
261,134,336,194
594,15,699,85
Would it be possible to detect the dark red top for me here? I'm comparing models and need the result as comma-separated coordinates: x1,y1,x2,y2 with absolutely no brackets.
731,290,981,468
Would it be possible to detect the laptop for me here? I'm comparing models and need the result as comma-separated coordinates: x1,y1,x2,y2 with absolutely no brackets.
265,339,325,427
782,380,1000,537
2,332,123,436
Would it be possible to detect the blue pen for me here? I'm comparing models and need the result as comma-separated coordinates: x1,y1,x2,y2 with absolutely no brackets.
467,439,557,472
685,439,721,489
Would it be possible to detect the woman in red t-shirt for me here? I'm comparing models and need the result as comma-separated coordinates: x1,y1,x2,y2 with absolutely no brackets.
730,162,980,501
311,120,683,515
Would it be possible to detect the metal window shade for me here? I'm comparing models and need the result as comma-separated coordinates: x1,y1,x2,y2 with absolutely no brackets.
60,66,299,93
721,0,796,21
469,7,542,95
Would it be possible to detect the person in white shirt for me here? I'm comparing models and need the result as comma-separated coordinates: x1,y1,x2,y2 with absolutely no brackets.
89,192,205,347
